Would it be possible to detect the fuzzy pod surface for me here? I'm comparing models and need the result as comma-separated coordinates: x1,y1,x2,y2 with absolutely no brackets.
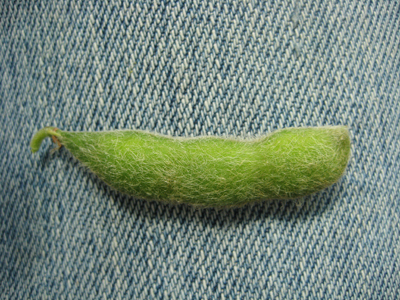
31,126,351,208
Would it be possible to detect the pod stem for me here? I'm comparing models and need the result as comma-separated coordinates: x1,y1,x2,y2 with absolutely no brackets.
30,127,61,153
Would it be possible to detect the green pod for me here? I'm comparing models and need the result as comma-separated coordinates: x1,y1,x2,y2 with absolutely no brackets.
31,126,351,208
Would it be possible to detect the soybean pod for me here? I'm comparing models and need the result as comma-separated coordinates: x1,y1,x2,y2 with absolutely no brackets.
31,126,351,208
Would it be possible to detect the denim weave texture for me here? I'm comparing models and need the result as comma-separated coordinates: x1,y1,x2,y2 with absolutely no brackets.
1,0,400,299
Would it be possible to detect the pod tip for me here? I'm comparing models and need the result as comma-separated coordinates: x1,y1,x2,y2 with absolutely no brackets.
30,127,60,153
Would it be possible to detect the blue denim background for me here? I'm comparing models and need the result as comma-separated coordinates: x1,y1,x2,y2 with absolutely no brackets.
1,0,399,299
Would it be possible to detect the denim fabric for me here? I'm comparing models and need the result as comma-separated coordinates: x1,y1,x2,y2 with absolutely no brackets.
1,0,399,299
